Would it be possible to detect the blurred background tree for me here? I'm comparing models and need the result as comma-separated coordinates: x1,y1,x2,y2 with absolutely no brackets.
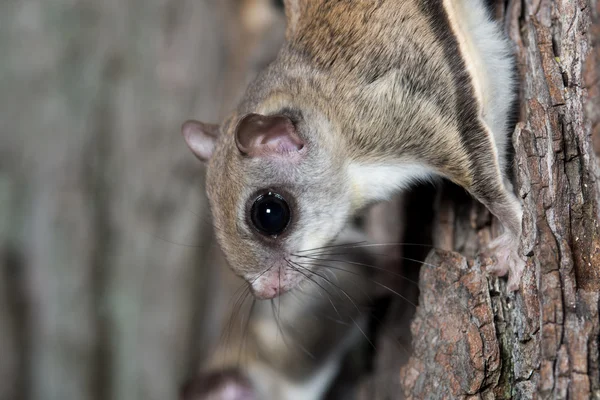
0,1,285,399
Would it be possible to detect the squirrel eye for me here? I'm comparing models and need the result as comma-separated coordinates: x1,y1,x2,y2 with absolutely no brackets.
250,192,291,236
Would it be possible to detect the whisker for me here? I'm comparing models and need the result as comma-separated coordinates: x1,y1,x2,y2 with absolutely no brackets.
301,253,442,272
249,263,276,285
296,261,416,356
295,241,368,254
217,264,279,366
300,242,437,255
289,261,365,314
293,261,375,303
270,299,290,350
286,260,345,315
219,284,251,368
293,254,419,286
290,337,317,360
237,296,256,368
278,265,282,341
401,256,440,270
286,260,377,350
281,315,318,359
220,283,248,343
293,260,418,309
288,261,376,350
291,263,413,360
287,291,352,326
294,278,327,302
269,297,316,360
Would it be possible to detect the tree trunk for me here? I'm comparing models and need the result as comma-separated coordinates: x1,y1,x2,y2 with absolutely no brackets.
360,0,600,398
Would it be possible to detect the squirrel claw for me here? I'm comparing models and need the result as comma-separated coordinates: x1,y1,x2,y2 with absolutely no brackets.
484,232,525,292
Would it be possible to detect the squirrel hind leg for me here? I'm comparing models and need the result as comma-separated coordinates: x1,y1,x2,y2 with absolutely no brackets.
470,176,525,291
485,231,526,291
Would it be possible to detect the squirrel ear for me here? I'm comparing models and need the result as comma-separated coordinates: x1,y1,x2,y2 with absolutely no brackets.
235,113,304,157
181,120,219,163
282,0,301,36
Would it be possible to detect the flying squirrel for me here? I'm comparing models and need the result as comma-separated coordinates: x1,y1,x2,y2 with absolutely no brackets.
182,0,525,299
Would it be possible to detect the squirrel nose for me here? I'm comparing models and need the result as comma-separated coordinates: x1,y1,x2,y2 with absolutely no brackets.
249,269,291,299
250,284,281,300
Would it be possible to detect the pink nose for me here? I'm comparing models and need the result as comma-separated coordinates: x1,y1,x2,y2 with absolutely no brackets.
250,282,287,300
249,269,299,299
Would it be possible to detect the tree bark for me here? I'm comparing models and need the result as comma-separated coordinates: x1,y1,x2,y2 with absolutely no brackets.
361,0,600,398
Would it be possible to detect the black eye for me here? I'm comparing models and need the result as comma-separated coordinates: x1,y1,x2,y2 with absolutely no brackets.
250,192,291,236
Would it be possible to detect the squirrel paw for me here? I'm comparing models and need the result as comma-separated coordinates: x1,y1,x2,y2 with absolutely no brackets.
484,232,525,292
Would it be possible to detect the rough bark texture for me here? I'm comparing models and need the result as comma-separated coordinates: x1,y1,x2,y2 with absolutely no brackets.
362,0,600,398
